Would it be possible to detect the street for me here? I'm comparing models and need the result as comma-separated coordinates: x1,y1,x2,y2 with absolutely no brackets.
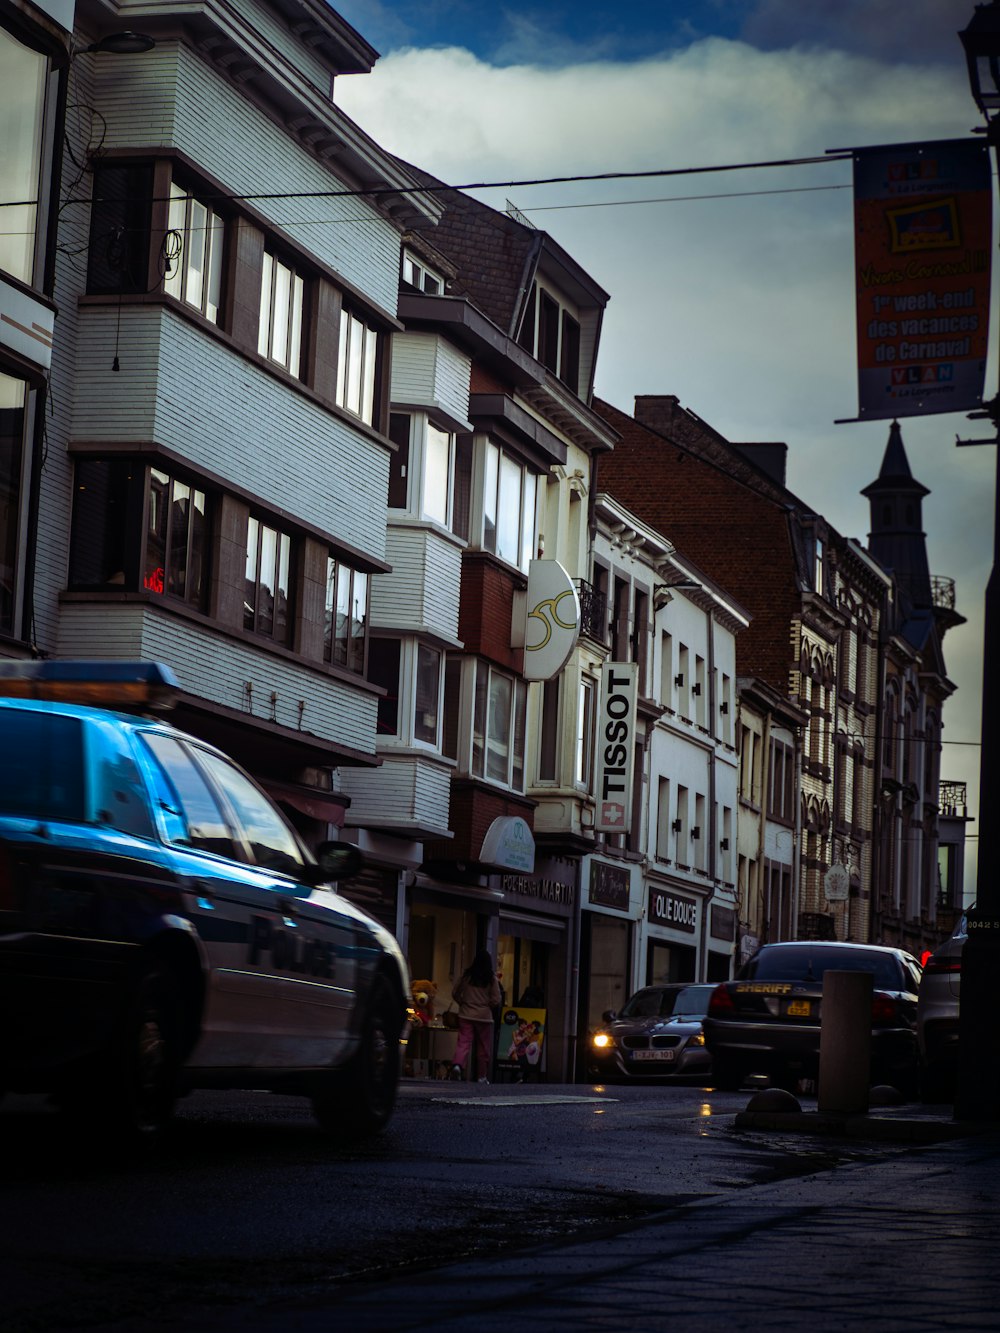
0,1078,969,1332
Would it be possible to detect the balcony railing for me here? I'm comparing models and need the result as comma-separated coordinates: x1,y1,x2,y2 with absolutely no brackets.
577,579,608,644
931,575,956,612
938,780,967,818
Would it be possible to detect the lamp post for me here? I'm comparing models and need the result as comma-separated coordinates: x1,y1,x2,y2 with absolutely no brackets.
955,2,1000,1121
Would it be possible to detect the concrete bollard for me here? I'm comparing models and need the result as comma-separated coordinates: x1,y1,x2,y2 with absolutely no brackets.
818,970,872,1115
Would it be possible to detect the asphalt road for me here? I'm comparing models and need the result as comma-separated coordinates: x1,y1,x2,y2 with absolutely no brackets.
1,1079,929,1332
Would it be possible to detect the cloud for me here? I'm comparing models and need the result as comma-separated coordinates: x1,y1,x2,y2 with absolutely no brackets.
336,35,989,875
739,0,974,67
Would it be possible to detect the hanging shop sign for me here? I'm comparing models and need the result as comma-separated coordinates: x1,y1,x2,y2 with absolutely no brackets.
648,887,698,934
480,816,535,873
594,662,638,834
589,860,631,912
517,559,581,681
852,138,991,420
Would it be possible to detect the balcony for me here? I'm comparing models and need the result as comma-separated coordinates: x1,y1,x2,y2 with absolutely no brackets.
577,579,608,644
938,780,968,818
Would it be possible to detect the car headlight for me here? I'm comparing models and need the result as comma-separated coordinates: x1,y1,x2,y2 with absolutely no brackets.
591,1031,613,1050
690,1031,706,1047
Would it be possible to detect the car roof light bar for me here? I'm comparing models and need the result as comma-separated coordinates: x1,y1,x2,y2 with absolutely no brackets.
0,660,179,710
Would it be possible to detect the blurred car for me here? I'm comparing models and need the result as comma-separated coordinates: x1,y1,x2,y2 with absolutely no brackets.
703,940,923,1094
917,909,967,1101
0,660,410,1145
587,983,715,1082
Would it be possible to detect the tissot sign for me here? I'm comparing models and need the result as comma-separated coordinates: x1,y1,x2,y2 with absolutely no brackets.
594,662,638,834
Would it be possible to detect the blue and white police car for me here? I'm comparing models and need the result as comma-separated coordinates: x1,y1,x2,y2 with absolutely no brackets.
0,660,410,1144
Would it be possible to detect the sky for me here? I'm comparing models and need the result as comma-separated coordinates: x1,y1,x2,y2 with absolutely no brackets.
332,0,990,892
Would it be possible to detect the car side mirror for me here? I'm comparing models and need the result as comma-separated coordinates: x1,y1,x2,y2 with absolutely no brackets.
303,841,363,885
602,1010,617,1022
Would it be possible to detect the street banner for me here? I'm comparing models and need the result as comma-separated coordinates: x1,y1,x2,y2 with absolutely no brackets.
853,138,991,420
594,661,638,835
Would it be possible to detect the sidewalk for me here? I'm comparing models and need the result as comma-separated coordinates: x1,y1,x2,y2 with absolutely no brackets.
230,1109,1000,1332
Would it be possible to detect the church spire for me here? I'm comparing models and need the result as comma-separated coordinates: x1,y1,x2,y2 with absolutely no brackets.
861,419,932,608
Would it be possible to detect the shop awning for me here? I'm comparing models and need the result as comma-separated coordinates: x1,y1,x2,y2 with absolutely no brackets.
499,912,565,946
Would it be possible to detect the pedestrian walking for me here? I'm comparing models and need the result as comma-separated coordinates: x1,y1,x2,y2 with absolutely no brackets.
449,950,502,1083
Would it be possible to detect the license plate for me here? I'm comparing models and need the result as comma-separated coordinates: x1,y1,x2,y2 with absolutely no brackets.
786,1000,812,1017
630,1049,676,1061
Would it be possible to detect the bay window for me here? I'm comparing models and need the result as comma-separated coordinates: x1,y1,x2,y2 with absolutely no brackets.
472,662,526,791
245,516,293,643
259,252,304,378
324,555,368,673
337,306,379,426
164,182,224,322
482,440,539,572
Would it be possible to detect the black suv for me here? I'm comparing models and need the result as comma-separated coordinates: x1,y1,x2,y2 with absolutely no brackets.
703,940,923,1093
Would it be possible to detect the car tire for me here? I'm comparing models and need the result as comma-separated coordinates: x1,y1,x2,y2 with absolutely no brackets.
62,964,183,1149
710,1057,745,1091
312,973,401,1139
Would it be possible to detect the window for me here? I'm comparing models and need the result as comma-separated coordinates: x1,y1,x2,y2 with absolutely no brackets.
337,306,379,426
368,638,401,737
0,26,48,284
414,643,442,746
631,589,649,694
482,440,538,572
145,468,208,605
814,536,825,594
324,555,368,673
259,252,304,377
656,778,671,860
164,182,224,322
576,677,595,790
195,746,305,877
69,458,210,609
402,249,444,294
768,738,795,822
87,162,154,295
245,516,293,643
140,732,236,859
538,677,560,781
472,663,527,790
517,282,582,394
0,372,28,633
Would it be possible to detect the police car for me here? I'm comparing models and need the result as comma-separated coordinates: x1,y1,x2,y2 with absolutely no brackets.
0,660,410,1144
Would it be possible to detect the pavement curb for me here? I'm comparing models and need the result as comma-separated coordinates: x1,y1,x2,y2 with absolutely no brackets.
734,1108,997,1142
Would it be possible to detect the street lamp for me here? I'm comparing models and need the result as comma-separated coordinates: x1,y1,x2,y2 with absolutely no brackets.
954,2,1000,1121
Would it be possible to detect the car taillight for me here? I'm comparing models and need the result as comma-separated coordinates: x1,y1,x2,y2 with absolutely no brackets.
923,959,962,975
708,984,735,1015
871,991,897,1025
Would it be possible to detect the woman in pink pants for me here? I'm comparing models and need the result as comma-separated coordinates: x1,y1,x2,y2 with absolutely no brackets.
449,950,502,1083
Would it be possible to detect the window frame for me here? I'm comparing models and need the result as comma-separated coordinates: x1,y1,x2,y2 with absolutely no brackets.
324,553,369,674
245,514,295,644
336,303,380,427
471,661,528,792
481,439,540,574
163,179,225,323
258,250,305,378
144,466,209,607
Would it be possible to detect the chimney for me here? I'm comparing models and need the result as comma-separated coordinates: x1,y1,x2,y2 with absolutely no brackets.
634,395,681,435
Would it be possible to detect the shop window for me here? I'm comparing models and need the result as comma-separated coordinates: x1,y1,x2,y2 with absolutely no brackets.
259,251,305,378
163,181,224,322
472,662,527,791
337,305,380,426
324,555,368,673
246,516,293,643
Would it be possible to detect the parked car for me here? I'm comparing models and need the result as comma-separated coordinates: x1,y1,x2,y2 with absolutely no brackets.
587,983,715,1082
917,910,967,1101
0,660,411,1145
703,940,923,1094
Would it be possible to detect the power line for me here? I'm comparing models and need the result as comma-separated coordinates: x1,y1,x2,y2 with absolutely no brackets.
522,183,851,212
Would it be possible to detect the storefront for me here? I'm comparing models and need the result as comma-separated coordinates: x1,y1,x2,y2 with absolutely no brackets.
492,855,578,1083
578,857,642,1076
643,880,699,984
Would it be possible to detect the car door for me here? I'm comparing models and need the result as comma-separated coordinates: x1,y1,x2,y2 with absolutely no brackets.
184,742,359,1069
137,729,307,1069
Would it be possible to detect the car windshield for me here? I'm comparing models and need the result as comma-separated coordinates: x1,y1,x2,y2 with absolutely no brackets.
741,946,903,990
0,709,86,821
619,985,713,1020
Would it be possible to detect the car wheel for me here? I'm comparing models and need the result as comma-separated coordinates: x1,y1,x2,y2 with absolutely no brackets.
710,1057,745,1091
63,965,182,1148
313,974,401,1139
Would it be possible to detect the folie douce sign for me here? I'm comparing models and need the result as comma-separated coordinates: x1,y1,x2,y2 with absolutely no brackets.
852,138,991,421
